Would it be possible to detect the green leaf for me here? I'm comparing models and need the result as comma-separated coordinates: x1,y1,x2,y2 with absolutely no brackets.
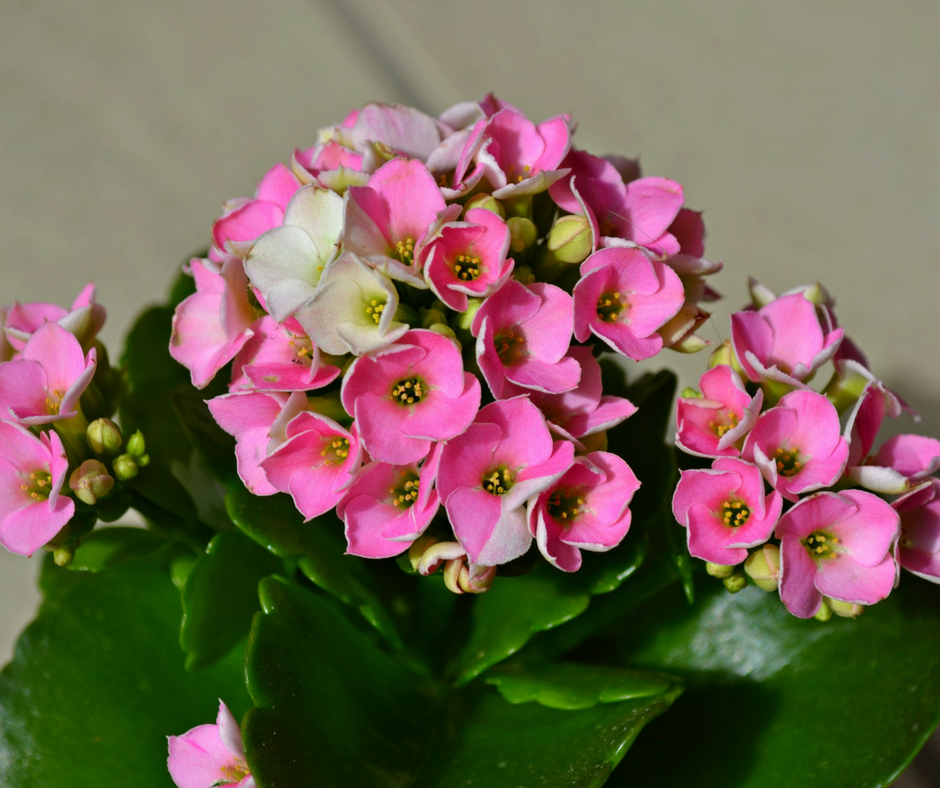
65,526,170,572
486,662,676,710
180,530,282,670
243,577,682,787
599,578,940,788
226,483,404,648
0,561,249,788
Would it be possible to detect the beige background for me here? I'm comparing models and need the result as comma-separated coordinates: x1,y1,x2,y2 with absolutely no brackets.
1,1,938,783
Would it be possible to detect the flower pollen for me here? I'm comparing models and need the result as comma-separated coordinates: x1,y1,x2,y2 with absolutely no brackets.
453,253,481,281
721,498,750,528
547,488,586,527
774,447,802,477
494,329,525,364
391,377,426,405
802,530,840,559
365,298,386,325
220,758,251,784
395,237,416,265
320,436,350,466
482,465,513,495
711,412,738,438
20,471,53,502
507,163,532,184
596,291,626,323
389,469,421,509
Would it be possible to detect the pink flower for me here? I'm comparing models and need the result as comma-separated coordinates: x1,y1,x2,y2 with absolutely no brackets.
2,283,106,359
672,457,782,566
0,422,73,556
167,700,253,788
437,397,575,566
573,247,685,361
472,280,580,399
731,292,844,387
894,479,940,583
742,390,849,502
341,329,481,464
0,321,97,426
528,451,640,572
675,365,763,459
776,490,899,619
348,102,445,163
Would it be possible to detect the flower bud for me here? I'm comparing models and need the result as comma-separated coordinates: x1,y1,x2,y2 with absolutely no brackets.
458,562,496,594
546,214,592,263
743,544,780,592
659,304,711,352
824,596,864,619
420,307,448,329
112,454,139,482
408,534,439,573
722,572,748,594
814,601,833,622
706,562,735,579
513,265,536,285
464,193,505,218
455,299,483,331
69,459,114,505
53,543,76,568
428,323,460,346
126,430,146,459
443,557,464,594
86,418,123,456
708,339,746,376
681,387,702,399
411,538,466,576
507,217,537,254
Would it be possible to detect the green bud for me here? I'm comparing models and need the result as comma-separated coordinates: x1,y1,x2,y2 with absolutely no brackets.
420,307,448,329
112,454,139,482
722,572,748,593
513,265,536,285
706,562,735,579
464,193,505,218
744,544,780,592
546,214,592,263
824,596,864,619
53,543,76,568
708,339,746,375
68,459,114,505
822,366,871,416
814,601,833,622
507,217,537,254
455,299,483,331
429,324,460,346
126,430,146,459
136,454,151,467
680,387,703,399
86,418,123,455
393,303,419,325
408,534,440,573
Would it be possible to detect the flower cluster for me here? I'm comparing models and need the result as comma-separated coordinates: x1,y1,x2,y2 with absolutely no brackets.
673,281,940,619
171,95,719,587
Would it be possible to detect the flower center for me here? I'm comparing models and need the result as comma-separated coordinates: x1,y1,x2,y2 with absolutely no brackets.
395,237,416,265
45,390,64,415
453,253,481,281
365,298,386,325
802,530,840,559
391,377,426,405
721,499,750,528
220,758,251,784
482,465,513,495
20,471,52,502
547,488,586,526
288,337,313,366
506,163,532,184
494,329,525,364
711,412,738,438
389,469,421,509
320,436,350,466
774,447,802,477
596,291,626,322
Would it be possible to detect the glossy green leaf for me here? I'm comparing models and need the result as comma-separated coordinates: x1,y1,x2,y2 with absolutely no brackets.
243,577,681,787
487,662,675,709
180,530,282,670
226,483,404,648
599,578,940,787
0,560,249,788
65,525,168,572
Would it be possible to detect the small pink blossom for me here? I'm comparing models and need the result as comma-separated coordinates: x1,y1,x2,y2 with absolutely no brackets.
742,390,849,502
348,103,445,164
0,422,73,556
573,247,685,361
167,700,253,788
341,329,481,464
528,451,640,572
2,283,106,359
675,365,763,459
894,479,940,583
776,490,899,619
672,457,782,566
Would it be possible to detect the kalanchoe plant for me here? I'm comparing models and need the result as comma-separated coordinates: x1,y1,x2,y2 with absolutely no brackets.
1,95,939,788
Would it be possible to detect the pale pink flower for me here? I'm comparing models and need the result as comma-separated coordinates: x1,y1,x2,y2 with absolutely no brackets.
742,390,849,502
2,283,106,359
573,247,685,361
675,365,763,459
776,490,899,619
894,479,940,583
672,457,782,566
528,451,640,572
341,329,480,464
167,700,253,788
348,103,446,164
0,422,73,556
472,280,580,399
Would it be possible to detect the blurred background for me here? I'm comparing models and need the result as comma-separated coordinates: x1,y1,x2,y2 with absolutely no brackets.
1,1,938,783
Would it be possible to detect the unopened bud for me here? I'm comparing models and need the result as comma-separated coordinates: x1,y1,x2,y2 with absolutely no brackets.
513,265,536,285
744,544,780,592
112,454,139,482
443,557,464,594
722,572,748,593
708,339,746,376
53,543,76,567
86,418,123,455
455,299,483,331
458,562,497,594
824,597,864,619
546,214,592,263
659,304,711,352
412,538,466,576
408,535,439,573
814,601,833,622
464,193,505,218
69,460,114,505
507,217,537,254
420,307,448,329
428,323,460,346
126,430,146,459
706,562,735,579
748,277,777,309
680,387,702,399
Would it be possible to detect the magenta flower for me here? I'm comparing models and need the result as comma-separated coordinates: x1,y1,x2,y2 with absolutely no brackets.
675,365,763,459
420,207,514,311
341,329,481,464
894,479,940,583
573,247,685,361
437,397,575,566
167,700,253,788
731,292,844,387
2,283,106,358
472,280,580,399
0,321,97,426
261,411,362,521
776,490,900,619
528,451,640,572
672,457,782,566
742,390,849,502
0,422,73,556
